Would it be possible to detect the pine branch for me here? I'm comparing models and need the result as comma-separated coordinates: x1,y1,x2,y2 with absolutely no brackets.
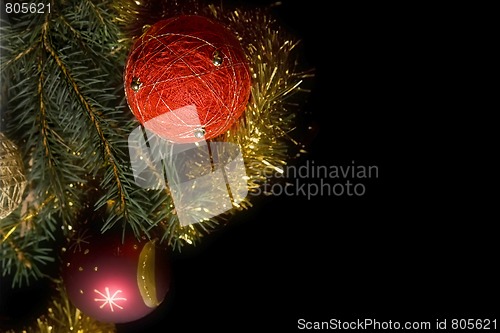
0,0,157,286
0,215,55,287
41,20,128,215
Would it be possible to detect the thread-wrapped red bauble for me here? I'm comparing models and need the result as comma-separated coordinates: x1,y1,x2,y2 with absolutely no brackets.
124,15,251,143
62,229,171,323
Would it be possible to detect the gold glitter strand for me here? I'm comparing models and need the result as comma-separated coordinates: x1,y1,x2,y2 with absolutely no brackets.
0,133,27,220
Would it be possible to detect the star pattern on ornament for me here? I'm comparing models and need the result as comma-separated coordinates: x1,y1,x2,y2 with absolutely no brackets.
94,287,127,312
69,228,91,253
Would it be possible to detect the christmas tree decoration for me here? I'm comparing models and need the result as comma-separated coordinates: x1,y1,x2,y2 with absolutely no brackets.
0,133,27,220
124,15,252,143
62,228,171,323
1,0,312,329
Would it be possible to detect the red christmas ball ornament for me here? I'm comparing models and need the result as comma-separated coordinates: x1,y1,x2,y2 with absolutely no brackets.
62,229,171,323
124,15,252,143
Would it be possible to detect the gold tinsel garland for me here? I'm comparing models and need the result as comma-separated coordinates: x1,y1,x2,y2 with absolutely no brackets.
0,133,27,219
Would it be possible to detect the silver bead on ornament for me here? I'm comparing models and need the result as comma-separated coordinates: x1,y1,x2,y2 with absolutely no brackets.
131,77,142,92
193,127,206,139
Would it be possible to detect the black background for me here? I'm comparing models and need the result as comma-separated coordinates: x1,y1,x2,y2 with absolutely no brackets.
1,1,496,332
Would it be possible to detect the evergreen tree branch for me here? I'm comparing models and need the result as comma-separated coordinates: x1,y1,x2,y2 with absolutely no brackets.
41,20,127,215
1,0,155,286
1,221,55,287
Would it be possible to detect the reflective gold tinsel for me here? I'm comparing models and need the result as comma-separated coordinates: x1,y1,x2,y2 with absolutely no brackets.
0,132,27,219
5,281,116,333
217,5,312,191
